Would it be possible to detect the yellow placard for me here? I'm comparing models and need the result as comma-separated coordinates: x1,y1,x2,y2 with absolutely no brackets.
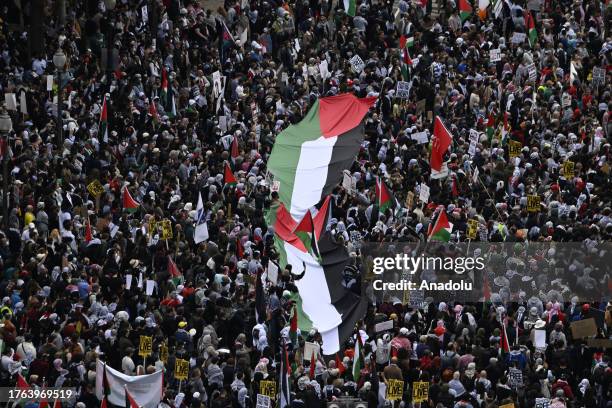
160,219,173,240
139,335,152,357
174,358,189,380
527,195,540,213
412,381,429,403
148,218,156,238
563,161,575,179
508,141,522,159
87,180,105,198
467,219,478,240
405,191,415,209
259,380,277,399
159,343,168,364
386,379,404,401
499,404,515,408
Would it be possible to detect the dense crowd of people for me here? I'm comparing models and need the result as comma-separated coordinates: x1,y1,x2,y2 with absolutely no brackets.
0,0,611,407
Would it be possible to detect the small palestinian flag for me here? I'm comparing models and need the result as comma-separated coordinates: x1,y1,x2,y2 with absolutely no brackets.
231,136,239,167
525,11,537,47
399,35,413,81
375,177,396,214
428,209,453,242
268,94,375,222
99,95,109,142
224,162,237,186
294,209,321,260
168,256,182,278
459,0,473,23
343,0,356,16
486,114,495,141
122,187,139,213
352,332,364,382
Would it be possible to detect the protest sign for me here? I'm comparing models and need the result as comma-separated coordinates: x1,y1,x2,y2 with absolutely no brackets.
386,379,404,401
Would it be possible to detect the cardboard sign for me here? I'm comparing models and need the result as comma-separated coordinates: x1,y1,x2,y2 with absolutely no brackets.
527,195,540,213
160,219,173,240
490,48,501,62
509,140,522,159
511,32,526,44
267,260,279,285
256,394,271,408
375,320,394,332
342,170,355,194
562,161,575,179
87,180,105,198
586,338,612,348
592,66,605,87
174,358,189,380
467,219,478,240
139,335,153,357
386,379,404,401
411,131,429,144
349,54,365,73
412,381,428,403
570,318,598,338
508,367,523,388
159,342,168,363
419,183,430,203
259,380,277,399
396,81,411,99
303,342,320,362
535,398,550,408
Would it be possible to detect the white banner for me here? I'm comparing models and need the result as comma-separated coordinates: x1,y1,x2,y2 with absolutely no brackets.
95,360,163,408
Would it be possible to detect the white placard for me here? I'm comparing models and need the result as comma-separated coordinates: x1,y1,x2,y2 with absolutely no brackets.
303,341,321,361
267,260,279,285
411,131,429,144
141,5,148,23
490,48,501,62
419,183,430,203
138,272,143,289
271,180,280,192
19,91,27,115
319,60,330,80
395,81,411,99
375,320,394,332
534,329,546,349
511,32,527,44
342,170,354,193
146,279,155,296
592,66,605,87
468,141,477,156
469,129,479,143
125,274,132,290
349,54,365,73
527,63,537,82
294,38,301,53
562,94,571,108
256,394,271,408
472,166,480,184
4,93,16,111
47,75,54,91
212,71,222,99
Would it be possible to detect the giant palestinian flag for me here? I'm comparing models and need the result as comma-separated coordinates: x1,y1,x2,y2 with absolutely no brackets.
266,197,367,355
268,94,375,221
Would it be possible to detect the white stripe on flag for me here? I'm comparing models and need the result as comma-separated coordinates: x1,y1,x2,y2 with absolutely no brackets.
284,242,342,333
290,135,338,221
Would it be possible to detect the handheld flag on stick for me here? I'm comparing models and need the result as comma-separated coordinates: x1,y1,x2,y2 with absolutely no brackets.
428,209,453,242
99,95,109,142
525,11,537,47
430,117,453,172
167,256,182,278
122,187,140,213
224,162,237,186
352,332,364,382
459,0,473,22
375,177,396,214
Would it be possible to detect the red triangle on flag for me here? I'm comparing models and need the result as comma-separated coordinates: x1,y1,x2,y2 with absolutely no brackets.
167,256,182,277
294,210,314,235
430,117,453,171
309,351,316,379
122,187,140,212
125,386,140,408
428,210,451,238
85,216,93,243
224,162,237,185
17,374,30,389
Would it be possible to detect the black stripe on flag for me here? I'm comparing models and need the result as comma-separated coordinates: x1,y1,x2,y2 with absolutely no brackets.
322,123,365,198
